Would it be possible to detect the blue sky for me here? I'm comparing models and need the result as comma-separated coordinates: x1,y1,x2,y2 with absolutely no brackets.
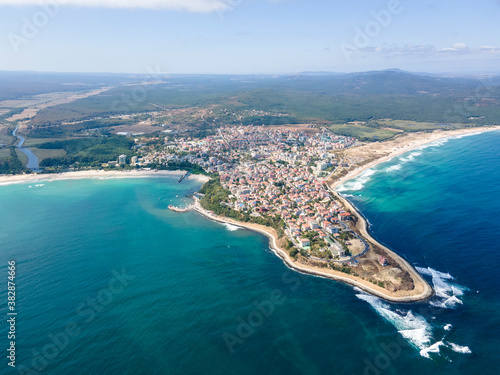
1,0,499,74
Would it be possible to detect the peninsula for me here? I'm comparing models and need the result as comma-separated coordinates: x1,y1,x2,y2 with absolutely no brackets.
163,125,497,302
2,122,498,301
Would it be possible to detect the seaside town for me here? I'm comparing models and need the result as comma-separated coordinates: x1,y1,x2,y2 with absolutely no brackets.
132,125,390,266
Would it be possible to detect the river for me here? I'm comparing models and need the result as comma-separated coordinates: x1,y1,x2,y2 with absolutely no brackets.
12,125,40,170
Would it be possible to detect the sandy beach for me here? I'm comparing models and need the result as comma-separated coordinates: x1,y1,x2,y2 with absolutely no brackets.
190,126,499,302
0,169,210,186
192,198,433,302
330,126,500,189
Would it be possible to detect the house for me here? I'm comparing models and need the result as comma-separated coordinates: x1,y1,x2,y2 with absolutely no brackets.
378,256,389,266
338,212,352,221
308,220,320,229
298,238,310,249
326,226,339,235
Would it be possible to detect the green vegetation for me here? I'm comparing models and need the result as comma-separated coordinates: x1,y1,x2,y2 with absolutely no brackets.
330,263,352,274
26,118,136,138
0,108,24,121
31,148,67,163
326,124,399,141
36,136,136,169
26,71,500,143
199,177,285,237
145,161,208,175
0,148,29,174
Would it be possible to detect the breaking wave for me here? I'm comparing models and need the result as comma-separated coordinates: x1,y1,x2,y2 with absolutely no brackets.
356,293,433,350
447,342,472,354
223,223,241,231
415,267,467,309
337,169,377,192
385,164,402,173
356,266,471,359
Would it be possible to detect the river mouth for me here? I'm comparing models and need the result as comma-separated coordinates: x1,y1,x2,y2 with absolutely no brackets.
12,126,40,171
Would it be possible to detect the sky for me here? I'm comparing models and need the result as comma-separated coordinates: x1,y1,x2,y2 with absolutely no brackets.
0,0,499,75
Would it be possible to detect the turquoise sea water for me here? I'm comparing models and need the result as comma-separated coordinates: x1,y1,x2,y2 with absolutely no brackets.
0,131,499,374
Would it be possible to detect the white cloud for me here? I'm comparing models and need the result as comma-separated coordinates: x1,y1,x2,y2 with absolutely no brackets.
0,0,235,13
452,42,468,50
354,42,500,57
479,46,500,53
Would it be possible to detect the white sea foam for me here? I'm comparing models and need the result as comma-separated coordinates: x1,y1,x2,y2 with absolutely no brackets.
399,151,423,163
420,340,446,359
415,267,454,280
417,137,450,150
337,169,377,192
356,293,433,350
451,131,483,140
416,267,466,309
357,287,472,360
223,223,240,231
447,342,472,354
385,164,402,173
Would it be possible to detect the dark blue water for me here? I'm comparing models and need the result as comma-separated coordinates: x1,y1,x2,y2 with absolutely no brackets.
0,131,499,375
339,130,500,373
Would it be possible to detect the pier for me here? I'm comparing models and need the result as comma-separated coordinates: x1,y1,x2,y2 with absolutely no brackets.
178,171,190,183
168,204,194,213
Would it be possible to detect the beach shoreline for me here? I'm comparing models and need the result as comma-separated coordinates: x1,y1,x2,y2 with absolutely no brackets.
192,198,433,303
0,169,210,186
191,126,499,302
330,126,500,190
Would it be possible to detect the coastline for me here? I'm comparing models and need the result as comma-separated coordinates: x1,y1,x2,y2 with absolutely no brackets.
192,198,433,303
192,126,499,302
330,125,500,190
0,169,211,186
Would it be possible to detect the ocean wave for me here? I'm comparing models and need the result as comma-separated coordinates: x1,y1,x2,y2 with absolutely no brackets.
415,266,454,280
417,138,450,150
223,223,241,231
337,169,377,192
385,164,402,173
419,340,445,359
451,132,483,140
399,151,423,163
447,342,472,354
419,340,472,358
383,150,424,173
356,293,433,350
416,267,467,309
357,289,471,360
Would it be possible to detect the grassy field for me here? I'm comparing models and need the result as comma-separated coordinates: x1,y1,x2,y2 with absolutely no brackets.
374,120,458,131
31,148,67,162
0,148,11,158
24,136,79,147
327,124,400,141
15,149,28,166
